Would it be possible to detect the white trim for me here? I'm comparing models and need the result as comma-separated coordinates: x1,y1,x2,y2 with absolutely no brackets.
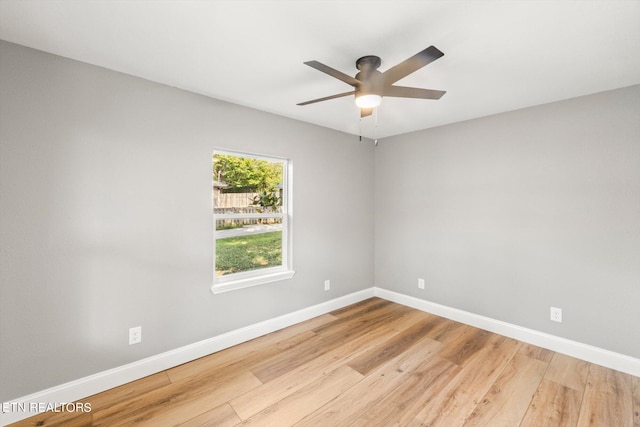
211,268,295,294
3,286,639,425
373,287,640,377
0,288,374,426
215,212,283,220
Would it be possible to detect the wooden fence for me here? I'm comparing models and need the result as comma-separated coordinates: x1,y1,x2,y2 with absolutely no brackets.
214,193,281,227
214,192,259,208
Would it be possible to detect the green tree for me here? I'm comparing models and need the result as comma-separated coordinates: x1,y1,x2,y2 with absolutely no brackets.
213,154,282,192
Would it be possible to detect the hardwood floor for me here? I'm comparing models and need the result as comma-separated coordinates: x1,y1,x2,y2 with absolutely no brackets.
9,298,639,426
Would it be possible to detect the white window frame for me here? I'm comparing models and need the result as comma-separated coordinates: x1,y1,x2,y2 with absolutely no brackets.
211,149,294,294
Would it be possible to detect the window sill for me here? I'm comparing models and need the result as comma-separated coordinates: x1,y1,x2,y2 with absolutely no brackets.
211,269,295,294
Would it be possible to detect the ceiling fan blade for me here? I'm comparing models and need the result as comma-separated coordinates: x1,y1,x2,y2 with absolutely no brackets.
303,61,361,87
361,108,373,118
383,85,446,100
381,46,444,85
297,90,355,106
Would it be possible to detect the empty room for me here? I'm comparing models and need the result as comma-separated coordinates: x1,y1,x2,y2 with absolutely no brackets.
0,1,639,426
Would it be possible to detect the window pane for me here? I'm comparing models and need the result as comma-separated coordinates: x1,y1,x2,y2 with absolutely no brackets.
213,152,287,278
213,154,284,213
215,220,283,276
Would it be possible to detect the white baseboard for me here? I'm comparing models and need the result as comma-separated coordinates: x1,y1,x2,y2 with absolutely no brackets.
3,286,638,425
373,287,640,377
0,288,375,426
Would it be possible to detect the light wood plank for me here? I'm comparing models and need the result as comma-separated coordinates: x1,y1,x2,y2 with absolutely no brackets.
544,352,590,392
4,373,171,427
176,403,241,427
633,375,640,427
328,297,387,318
85,371,172,410
407,334,521,427
240,365,362,426
248,332,328,383
296,336,443,426
167,329,315,383
230,324,398,420
4,411,93,427
348,356,460,427
577,364,633,426
436,324,493,367
518,342,555,362
312,301,412,337
324,298,393,323
167,314,331,383
347,315,447,375
425,317,466,345
248,303,413,383
464,353,547,426
520,378,583,427
384,306,436,332
92,370,261,427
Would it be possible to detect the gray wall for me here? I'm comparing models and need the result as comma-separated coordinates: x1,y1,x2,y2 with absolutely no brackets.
0,41,375,400
375,84,640,358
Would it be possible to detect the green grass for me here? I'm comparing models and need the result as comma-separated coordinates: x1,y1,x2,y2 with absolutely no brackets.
215,231,282,275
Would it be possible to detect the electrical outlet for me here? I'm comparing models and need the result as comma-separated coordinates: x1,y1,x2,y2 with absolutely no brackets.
324,280,330,291
129,326,142,345
418,278,425,289
550,307,562,323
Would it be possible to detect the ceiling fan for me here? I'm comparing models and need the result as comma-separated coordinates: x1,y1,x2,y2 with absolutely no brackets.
297,46,446,117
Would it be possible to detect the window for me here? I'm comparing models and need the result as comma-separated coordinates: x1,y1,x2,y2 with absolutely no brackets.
211,150,294,293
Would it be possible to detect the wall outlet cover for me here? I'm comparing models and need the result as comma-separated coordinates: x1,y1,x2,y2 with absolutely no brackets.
550,307,562,323
129,326,142,345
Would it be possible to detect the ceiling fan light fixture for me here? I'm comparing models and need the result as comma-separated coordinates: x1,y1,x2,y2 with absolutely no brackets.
355,93,382,108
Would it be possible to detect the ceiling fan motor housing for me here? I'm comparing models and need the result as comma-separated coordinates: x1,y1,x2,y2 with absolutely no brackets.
355,55,384,97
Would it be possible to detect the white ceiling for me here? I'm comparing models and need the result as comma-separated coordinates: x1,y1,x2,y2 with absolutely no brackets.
1,1,639,139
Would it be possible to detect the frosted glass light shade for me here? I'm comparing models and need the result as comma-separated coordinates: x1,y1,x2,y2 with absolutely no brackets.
355,94,382,108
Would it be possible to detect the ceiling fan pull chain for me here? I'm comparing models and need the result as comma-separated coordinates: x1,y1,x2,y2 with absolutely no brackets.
374,108,379,146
